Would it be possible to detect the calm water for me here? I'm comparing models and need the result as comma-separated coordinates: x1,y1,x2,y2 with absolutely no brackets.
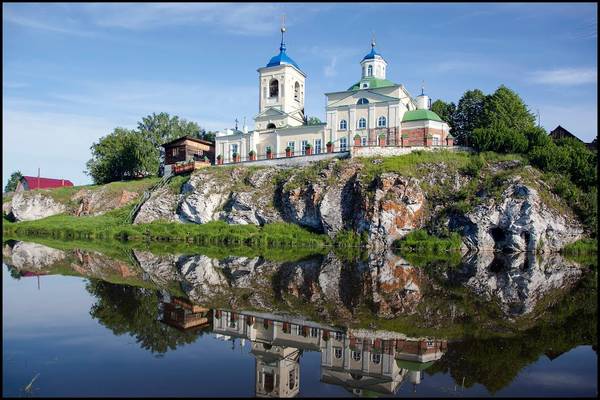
2,240,597,397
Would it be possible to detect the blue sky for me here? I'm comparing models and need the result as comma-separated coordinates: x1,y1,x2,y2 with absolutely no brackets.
3,3,597,187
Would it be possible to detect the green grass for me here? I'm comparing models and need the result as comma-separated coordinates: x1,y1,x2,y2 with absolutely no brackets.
562,238,598,270
393,229,462,253
3,206,334,250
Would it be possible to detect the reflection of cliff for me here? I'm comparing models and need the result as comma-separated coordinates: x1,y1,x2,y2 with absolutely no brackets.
3,240,589,326
447,252,583,317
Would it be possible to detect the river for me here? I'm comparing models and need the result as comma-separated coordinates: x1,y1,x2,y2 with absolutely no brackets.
2,240,597,397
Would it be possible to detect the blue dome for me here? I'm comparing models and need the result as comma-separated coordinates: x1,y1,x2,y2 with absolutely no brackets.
266,49,301,69
362,47,382,61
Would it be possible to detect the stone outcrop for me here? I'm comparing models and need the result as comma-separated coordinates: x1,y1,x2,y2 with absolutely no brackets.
73,187,139,217
454,178,583,253
133,187,180,224
9,192,67,221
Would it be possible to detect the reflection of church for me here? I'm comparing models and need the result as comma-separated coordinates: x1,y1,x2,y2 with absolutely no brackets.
211,308,447,397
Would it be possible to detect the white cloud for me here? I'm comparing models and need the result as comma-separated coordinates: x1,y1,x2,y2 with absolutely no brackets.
530,68,597,86
324,56,338,78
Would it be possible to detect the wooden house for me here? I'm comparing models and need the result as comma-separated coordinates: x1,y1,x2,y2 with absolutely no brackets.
161,136,215,176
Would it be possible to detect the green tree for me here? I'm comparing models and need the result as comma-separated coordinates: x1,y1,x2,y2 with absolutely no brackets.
4,171,23,193
431,99,456,129
471,121,528,154
136,112,201,149
85,128,156,184
481,85,536,132
86,280,203,354
306,116,323,125
452,89,486,146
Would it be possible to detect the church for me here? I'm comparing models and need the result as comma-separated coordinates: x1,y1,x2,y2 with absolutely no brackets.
215,24,453,164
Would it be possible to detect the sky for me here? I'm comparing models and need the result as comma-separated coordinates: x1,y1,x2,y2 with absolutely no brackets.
2,2,597,187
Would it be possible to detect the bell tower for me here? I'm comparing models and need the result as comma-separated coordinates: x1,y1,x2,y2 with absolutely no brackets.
255,17,306,130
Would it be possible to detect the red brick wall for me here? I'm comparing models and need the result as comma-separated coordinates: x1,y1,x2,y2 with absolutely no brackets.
401,127,446,147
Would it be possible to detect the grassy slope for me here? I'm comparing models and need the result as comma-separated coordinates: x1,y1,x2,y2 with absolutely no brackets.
3,151,591,251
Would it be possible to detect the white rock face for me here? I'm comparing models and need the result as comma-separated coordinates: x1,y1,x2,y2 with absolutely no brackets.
133,187,180,224
10,192,67,221
459,179,583,253
457,252,582,317
6,241,66,269
178,255,229,298
179,172,230,224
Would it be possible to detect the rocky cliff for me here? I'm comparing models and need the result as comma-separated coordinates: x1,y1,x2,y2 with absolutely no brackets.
4,156,585,252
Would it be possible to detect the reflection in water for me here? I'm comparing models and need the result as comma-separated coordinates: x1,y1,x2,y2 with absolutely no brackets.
2,239,597,396
160,295,447,397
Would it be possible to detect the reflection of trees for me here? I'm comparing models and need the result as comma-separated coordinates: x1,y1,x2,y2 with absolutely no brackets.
426,271,597,394
86,279,203,354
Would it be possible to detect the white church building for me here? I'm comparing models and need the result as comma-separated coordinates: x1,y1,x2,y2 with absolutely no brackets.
215,25,453,165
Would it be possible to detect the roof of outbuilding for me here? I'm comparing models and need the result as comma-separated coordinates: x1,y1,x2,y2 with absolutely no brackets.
160,135,214,148
21,176,74,189
402,109,443,122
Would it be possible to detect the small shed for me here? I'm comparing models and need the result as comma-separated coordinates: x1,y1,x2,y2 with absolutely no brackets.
161,136,215,176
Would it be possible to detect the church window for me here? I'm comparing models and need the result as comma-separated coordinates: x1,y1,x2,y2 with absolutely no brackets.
433,136,440,146
361,137,367,146
339,119,347,130
352,350,361,361
334,347,343,359
294,81,300,101
357,98,369,105
269,79,279,98
287,141,295,155
367,65,373,76
335,332,343,341
230,144,238,158
314,139,322,154
377,116,387,127
358,118,367,129
362,83,368,88
301,140,308,155
372,354,381,365
340,137,348,151
267,123,276,129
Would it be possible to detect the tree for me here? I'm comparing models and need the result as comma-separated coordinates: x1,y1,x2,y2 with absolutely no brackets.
306,116,323,125
4,171,23,193
86,280,202,354
452,89,486,146
481,85,536,133
137,112,201,149
85,128,156,184
471,121,528,154
431,100,456,130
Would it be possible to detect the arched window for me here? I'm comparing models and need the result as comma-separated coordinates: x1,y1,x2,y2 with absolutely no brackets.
339,119,347,130
269,79,279,98
352,351,361,361
357,98,369,105
367,65,373,76
358,118,367,129
377,116,387,127
372,353,381,365
267,123,276,129
294,81,300,101
334,348,343,359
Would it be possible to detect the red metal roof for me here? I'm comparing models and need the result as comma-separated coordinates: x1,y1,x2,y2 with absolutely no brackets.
22,176,74,190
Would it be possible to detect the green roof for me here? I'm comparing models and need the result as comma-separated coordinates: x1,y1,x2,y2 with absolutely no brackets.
396,359,436,371
348,77,397,91
402,109,443,123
